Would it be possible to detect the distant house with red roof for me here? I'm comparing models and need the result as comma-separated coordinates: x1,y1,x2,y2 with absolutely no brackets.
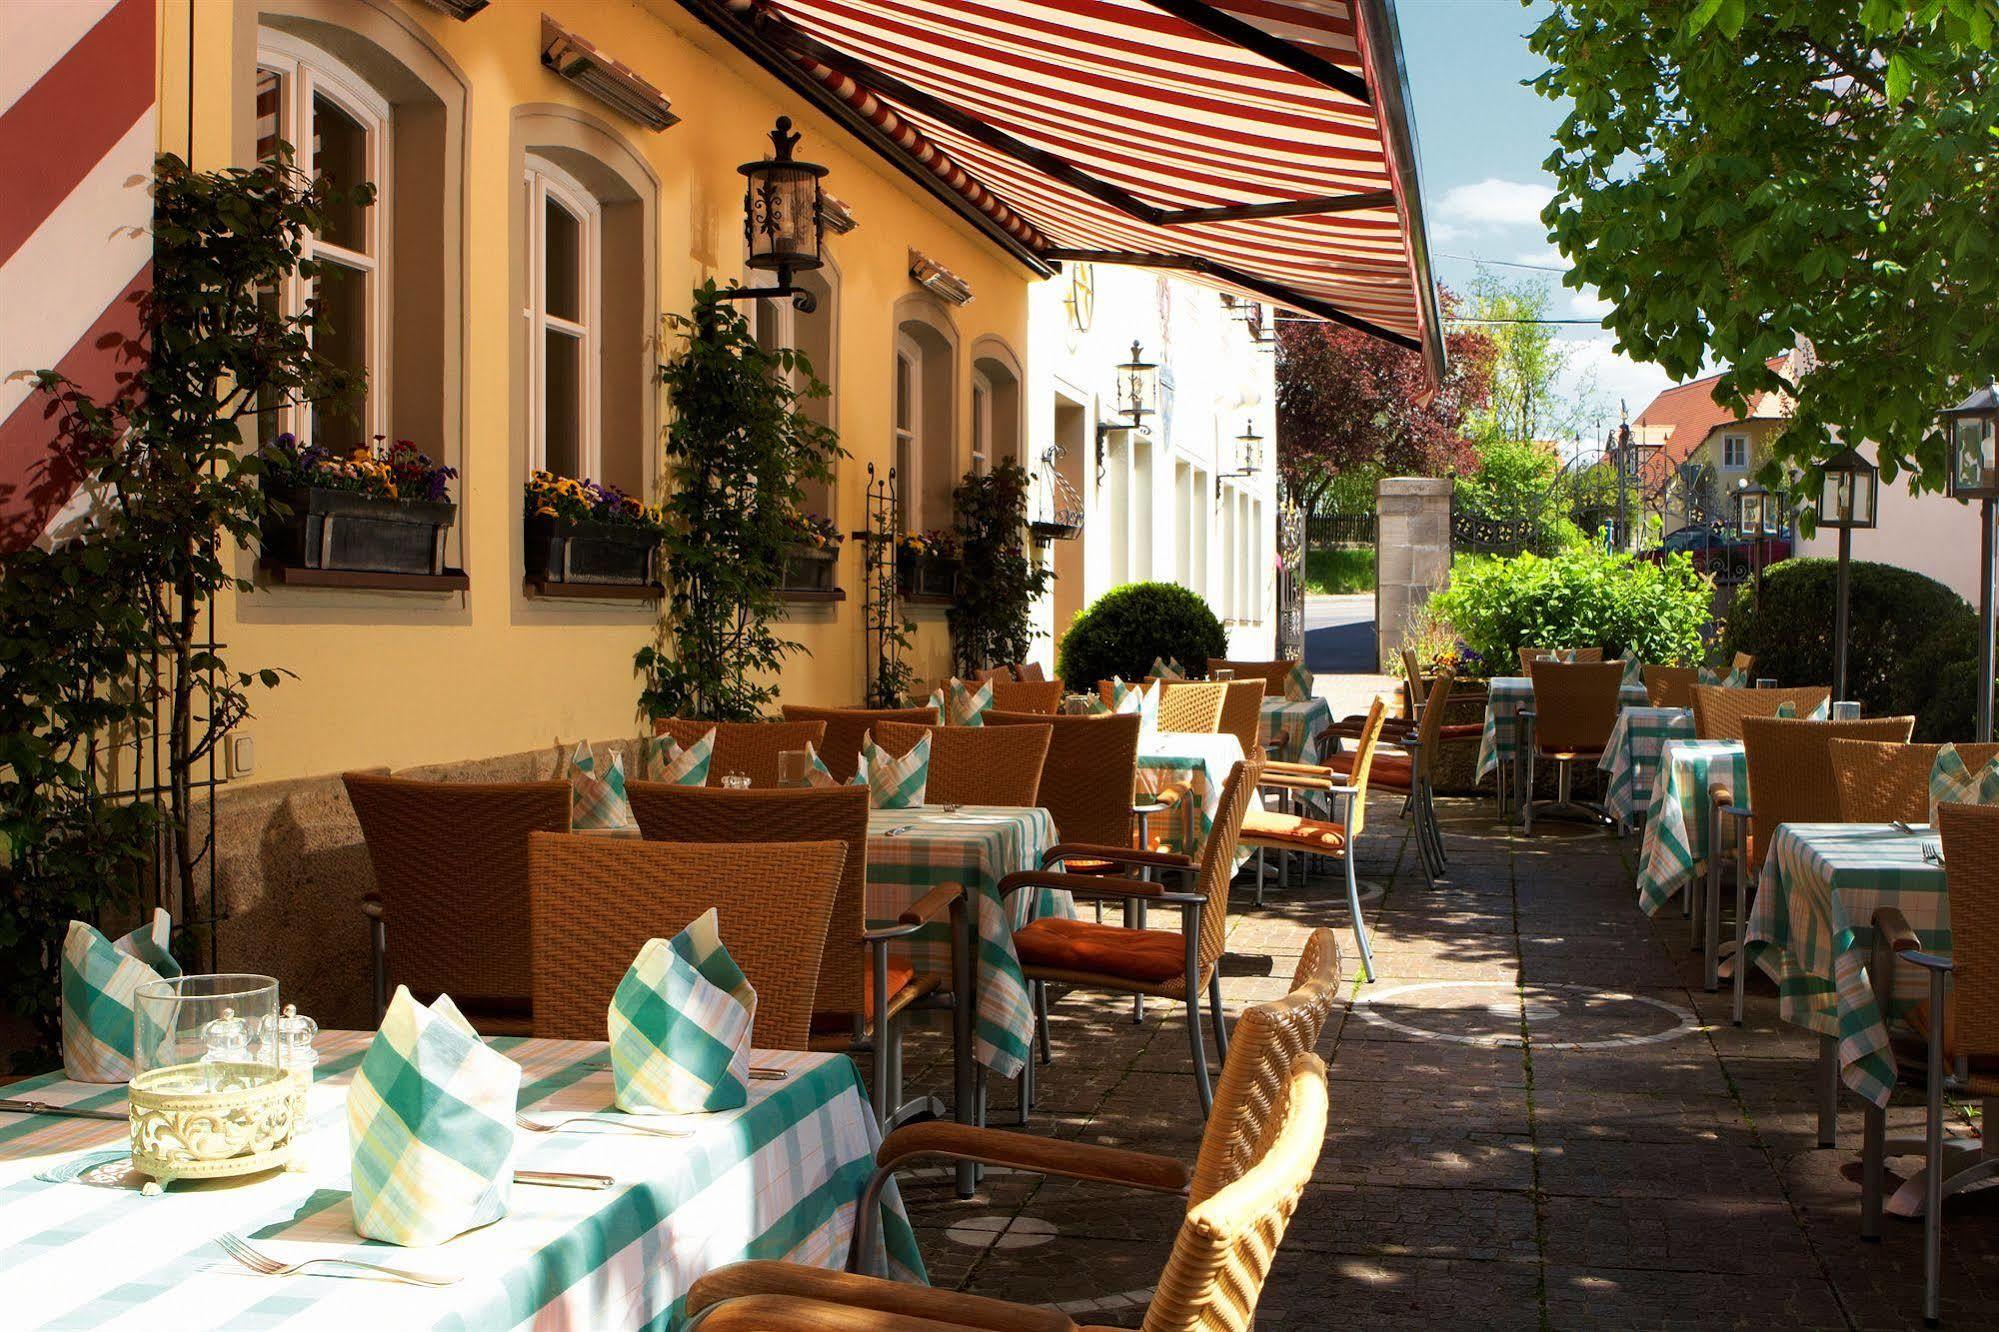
1631,356,1796,524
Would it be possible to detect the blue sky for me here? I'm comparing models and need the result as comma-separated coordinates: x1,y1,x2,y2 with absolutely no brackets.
1396,0,1675,434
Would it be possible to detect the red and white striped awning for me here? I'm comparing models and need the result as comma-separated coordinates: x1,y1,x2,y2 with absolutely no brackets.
683,0,1444,380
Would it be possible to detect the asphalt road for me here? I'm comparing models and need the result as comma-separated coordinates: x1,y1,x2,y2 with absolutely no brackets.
1303,592,1377,674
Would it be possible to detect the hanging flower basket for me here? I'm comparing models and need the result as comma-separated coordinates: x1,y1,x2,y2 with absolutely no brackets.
1028,518,1083,544
524,513,659,585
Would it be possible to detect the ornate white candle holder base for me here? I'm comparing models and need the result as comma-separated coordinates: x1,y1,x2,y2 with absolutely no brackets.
127,1061,299,1194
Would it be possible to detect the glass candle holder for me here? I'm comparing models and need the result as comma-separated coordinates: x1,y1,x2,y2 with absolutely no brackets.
1756,678,1778,690
1213,668,1235,682
133,974,280,1081
130,975,294,1192
777,751,809,788
1831,700,1862,721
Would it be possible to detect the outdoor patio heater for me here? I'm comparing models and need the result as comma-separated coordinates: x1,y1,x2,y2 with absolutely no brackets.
1941,382,1999,741
1812,446,1879,704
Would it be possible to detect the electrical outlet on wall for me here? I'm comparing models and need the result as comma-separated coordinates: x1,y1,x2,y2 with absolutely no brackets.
229,733,256,779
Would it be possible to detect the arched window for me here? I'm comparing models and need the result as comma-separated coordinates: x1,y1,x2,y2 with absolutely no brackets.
970,338,1023,474
524,155,599,479
892,296,958,533
893,330,922,530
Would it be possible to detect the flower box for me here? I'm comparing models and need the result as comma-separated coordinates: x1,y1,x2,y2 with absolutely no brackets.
523,513,658,586
260,483,455,576
782,544,840,593
897,549,960,599
1028,518,1082,543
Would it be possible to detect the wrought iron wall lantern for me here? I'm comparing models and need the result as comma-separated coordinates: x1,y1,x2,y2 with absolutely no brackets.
717,117,828,313
1094,340,1159,483
1941,381,1999,740
1223,419,1263,478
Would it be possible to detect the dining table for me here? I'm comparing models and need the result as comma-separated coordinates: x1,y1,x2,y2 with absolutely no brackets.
0,1034,922,1330
1259,695,1333,765
1600,705,1695,824
1475,675,1652,782
1634,738,1748,919
1134,730,1247,859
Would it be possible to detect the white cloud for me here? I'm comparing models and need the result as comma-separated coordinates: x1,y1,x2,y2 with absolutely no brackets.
1568,289,1614,320
1436,177,1554,228
1515,246,1566,268
1557,336,1675,422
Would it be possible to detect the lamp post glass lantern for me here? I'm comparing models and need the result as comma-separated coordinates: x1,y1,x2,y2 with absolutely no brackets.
1234,420,1263,476
1813,446,1879,707
1733,479,1771,592
1115,341,1159,429
718,116,828,313
1942,382,1999,741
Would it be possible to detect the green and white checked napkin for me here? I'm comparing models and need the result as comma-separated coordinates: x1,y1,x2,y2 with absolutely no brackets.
60,908,180,1083
927,678,992,727
1150,656,1186,682
569,740,638,834
644,728,714,786
608,908,755,1114
856,732,929,809
1618,654,1643,691
1283,660,1314,702
802,741,838,787
1699,665,1750,688
1931,743,1999,823
348,988,520,1247
1772,699,1831,720
1111,679,1142,714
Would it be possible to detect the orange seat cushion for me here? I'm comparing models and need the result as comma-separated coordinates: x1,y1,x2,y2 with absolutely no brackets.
1241,810,1349,853
809,963,916,1035
1438,723,1483,740
1369,754,1413,788
1013,917,1185,984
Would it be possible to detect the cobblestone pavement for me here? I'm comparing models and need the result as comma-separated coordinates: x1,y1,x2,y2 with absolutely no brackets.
889,787,1999,1330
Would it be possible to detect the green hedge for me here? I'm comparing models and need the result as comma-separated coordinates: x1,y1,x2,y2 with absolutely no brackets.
1427,546,1710,673
1057,582,1229,687
1720,558,1982,741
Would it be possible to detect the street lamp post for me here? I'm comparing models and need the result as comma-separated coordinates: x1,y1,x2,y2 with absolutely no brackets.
1813,447,1879,703
1941,382,1999,740
1732,480,1770,596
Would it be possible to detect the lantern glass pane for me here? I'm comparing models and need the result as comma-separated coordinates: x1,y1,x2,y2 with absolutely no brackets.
1955,417,1998,494
746,165,820,270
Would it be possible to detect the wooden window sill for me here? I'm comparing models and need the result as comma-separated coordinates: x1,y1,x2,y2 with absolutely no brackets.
780,587,847,604
524,577,662,602
905,592,955,608
261,561,469,592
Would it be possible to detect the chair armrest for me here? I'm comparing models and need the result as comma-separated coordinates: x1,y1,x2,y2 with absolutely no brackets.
1134,781,1192,814
897,884,962,927
1041,843,1196,875
1874,906,1951,972
1719,803,1751,822
689,1294,996,1332
686,1265,1075,1332
877,1119,1190,1193
1260,768,1335,794
999,869,1160,904
360,894,383,920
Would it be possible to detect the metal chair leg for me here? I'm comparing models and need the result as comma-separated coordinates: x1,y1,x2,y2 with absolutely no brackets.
1925,978,1947,1326
1732,831,1752,1026
1208,974,1229,1061
1862,1098,1886,1240
369,917,388,1024
1186,992,1212,1117
1345,853,1376,982
1035,980,1052,1066
1255,846,1267,907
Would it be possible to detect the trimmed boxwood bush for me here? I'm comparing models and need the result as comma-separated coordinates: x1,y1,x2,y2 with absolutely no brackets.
1721,558,1981,741
1427,547,1710,672
1058,582,1229,687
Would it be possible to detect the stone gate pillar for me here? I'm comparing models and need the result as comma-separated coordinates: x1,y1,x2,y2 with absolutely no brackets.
1374,477,1453,670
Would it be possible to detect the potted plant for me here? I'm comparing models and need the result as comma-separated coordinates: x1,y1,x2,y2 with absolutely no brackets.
523,471,665,586
260,434,458,576
896,529,962,598
781,512,843,593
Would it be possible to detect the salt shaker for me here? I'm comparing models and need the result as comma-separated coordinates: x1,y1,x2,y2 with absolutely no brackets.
262,1005,319,1166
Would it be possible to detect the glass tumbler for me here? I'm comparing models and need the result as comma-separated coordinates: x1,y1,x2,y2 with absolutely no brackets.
778,750,809,788
1213,668,1235,682
133,974,281,1084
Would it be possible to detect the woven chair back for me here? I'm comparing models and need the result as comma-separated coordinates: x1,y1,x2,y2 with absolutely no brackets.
1938,804,1999,1061
1218,681,1267,760
343,773,571,1010
1526,661,1623,755
1159,681,1229,734
1141,1053,1330,1332
1190,761,1260,975
1189,929,1339,1207
1830,740,1999,823
1517,646,1603,674
1399,647,1424,718
778,706,938,784
655,720,827,788
1690,685,1832,740
526,832,842,1050
971,666,1014,683
1643,666,1698,709
1741,716,1916,873
872,720,1053,807
1411,669,1456,779
1017,661,1047,682
1342,699,1388,839
989,678,1065,714
625,783,872,1020
984,710,1142,846
1207,660,1292,698
1733,651,1756,675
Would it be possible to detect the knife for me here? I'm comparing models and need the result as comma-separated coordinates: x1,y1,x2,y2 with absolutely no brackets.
0,1099,127,1122
512,1169,616,1190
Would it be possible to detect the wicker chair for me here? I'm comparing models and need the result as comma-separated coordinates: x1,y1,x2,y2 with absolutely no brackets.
1017,661,1046,682
983,710,1143,849
1861,802,1999,1324
988,678,1064,715
654,719,827,788
1241,700,1386,979
1689,684,1831,740
343,772,572,1033
1158,679,1229,734
1830,740,1999,823
1208,659,1294,697
1517,645,1603,674
970,666,1014,684
1733,650,1757,677
1218,679,1268,760
1711,716,1916,1020
777,706,937,784
996,760,1259,1118
1521,661,1624,833
525,832,842,1053
1643,666,1699,709
871,720,1053,808
685,1052,1331,1332
1292,670,1456,888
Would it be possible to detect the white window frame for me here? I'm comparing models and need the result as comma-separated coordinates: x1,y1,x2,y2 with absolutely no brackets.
894,332,922,531
1721,432,1749,471
522,154,601,479
257,33,391,449
970,369,993,477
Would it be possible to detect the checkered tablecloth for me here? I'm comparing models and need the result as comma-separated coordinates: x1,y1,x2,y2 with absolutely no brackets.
1260,697,1333,765
0,1033,922,1331
1635,739,1748,916
1136,732,1247,861
1600,706,1695,821
1746,823,1949,1109
1475,676,1651,779
867,805,1064,1079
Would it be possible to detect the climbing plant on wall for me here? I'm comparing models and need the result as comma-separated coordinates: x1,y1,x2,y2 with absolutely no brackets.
948,462,1052,676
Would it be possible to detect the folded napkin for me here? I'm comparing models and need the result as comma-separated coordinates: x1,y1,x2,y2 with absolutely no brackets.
1138,678,1162,739
61,908,181,1083
1150,656,1186,682
1283,661,1314,703
1698,665,1750,688
569,741,638,835
1112,679,1143,714
646,728,715,786
855,731,929,808
608,909,756,1114
1931,744,1999,824
1618,655,1643,691
802,742,838,787
348,989,520,1247
1772,699,1831,720
926,677,992,727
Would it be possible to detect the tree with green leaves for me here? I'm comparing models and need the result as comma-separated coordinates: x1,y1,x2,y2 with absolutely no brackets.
1531,0,1999,495
1464,271,1600,448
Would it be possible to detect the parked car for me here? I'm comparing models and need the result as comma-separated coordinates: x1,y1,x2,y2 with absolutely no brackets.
1642,524,1792,580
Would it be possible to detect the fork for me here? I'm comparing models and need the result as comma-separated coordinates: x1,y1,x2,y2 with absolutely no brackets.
215,1232,459,1287
514,1112,689,1138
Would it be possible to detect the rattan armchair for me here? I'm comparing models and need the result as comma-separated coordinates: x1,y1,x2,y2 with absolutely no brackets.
872,720,1053,808
525,832,842,1052
1517,645,1603,674
1519,661,1623,833
655,719,828,787
996,760,1258,1118
988,678,1065,714
983,710,1143,850
1207,659,1294,697
779,706,939,784
1860,802,1999,1325
684,1053,1330,1332
1689,684,1831,739
1158,679,1229,734
1217,679,1268,761
1240,700,1386,979
343,772,572,1033
1643,666,1699,709
1828,740,1999,823
1290,671,1455,887
626,782,967,1130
